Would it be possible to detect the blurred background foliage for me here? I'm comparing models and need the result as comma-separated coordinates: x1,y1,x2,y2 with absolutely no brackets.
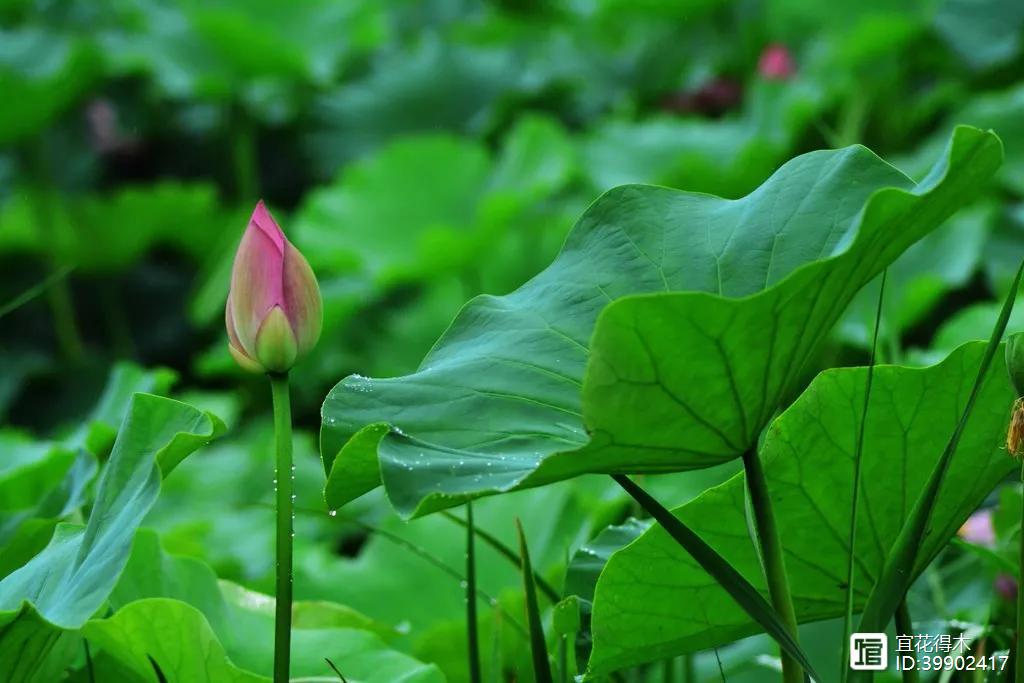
3,0,1024,680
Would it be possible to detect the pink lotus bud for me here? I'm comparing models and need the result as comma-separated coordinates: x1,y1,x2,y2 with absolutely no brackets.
226,201,322,374
758,44,796,80
957,509,995,548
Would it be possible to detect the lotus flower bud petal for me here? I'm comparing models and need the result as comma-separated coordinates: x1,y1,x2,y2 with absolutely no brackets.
957,509,995,547
255,306,298,372
282,242,323,357
228,309,265,374
226,201,322,373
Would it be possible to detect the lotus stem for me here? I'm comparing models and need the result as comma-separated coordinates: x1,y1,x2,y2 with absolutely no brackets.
466,501,482,683
895,600,919,683
684,654,696,682
841,269,887,683
441,510,561,603
270,372,293,683
742,447,802,683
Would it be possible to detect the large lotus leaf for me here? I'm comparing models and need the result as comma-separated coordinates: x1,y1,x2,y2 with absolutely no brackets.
84,599,264,683
586,341,1015,674
84,597,445,683
291,124,576,321
0,394,223,682
934,0,1024,69
219,581,394,641
110,529,229,635
304,37,519,177
97,529,433,681
487,114,577,205
0,604,80,683
0,182,230,273
183,0,382,84
219,589,446,682
0,363,169,571
98,0,383,116
321,126,1002,517
293,135,492,282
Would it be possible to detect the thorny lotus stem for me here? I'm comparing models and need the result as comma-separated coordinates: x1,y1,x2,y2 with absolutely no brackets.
895,600,919,683
1017,460,1024,683
270,372,293,683
742,447,803,683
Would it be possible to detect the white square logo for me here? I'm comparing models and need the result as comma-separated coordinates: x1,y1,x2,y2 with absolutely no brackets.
850,633,888,670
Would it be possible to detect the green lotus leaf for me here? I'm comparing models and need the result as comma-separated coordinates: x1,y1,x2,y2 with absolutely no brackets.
90,529,443,682
322,126,1002,518
587,342,1015,674
0,394,223,682
84,597,446,683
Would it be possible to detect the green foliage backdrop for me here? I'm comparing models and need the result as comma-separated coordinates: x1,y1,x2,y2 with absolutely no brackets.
3,0,1024,681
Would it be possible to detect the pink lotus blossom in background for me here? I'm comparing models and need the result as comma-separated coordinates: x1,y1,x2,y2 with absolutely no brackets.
958,509,996,548
758,44,796,80
996,573,1017,601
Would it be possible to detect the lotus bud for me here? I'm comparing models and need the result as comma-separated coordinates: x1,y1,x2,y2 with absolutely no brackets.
226,201,322,374
957,509,995,547
758,44,796,80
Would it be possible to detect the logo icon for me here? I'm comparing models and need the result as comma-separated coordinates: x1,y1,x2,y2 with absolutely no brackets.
850,633,888,670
